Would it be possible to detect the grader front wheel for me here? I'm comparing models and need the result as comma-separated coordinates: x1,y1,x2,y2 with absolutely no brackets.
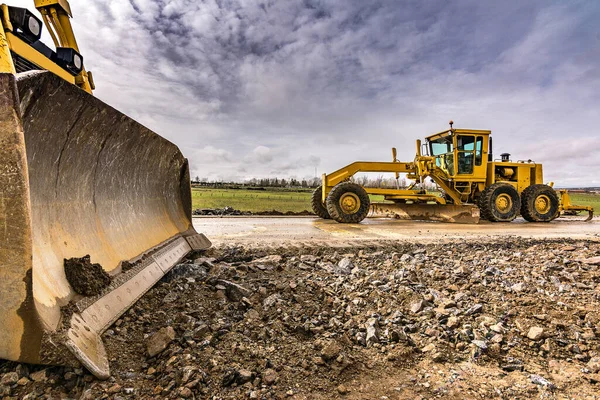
326,182,371,223
479,183,521,222
521,184,559,222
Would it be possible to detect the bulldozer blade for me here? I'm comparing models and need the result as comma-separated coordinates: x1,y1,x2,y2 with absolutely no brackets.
368,203,480,224
0,72,210,378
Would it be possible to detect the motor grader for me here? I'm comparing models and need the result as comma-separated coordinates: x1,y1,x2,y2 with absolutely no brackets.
313,122,593,224
0,1,210,379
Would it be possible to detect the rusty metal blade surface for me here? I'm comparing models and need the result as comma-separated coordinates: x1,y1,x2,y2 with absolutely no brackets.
0,71,210,376
368,203,480,224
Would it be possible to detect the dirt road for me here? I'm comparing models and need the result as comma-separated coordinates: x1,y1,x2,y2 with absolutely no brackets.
194,216,600,247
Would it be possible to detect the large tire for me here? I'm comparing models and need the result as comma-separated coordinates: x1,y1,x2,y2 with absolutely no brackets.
479,183,521,222
311,186,330,219
325,182,370,223
520,184,559,222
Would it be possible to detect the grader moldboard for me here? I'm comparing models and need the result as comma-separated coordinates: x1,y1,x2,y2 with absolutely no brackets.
0,1,210,379
313,122,593,224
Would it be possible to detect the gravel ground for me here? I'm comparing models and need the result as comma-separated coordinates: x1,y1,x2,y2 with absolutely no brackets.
2,238,600,399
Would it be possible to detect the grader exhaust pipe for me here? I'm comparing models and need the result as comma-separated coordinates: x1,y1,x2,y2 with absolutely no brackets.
0,71,210,378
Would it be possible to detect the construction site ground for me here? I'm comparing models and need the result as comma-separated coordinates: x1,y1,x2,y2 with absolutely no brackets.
2,217,600,399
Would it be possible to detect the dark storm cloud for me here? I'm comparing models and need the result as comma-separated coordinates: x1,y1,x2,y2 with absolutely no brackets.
14,0,600,184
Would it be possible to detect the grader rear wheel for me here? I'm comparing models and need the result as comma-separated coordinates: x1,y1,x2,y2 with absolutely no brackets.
521,184,559,222
479,183,521,222
326,182,370,223
311,186,330,219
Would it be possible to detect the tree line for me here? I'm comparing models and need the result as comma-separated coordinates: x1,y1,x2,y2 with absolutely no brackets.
192,175,437,190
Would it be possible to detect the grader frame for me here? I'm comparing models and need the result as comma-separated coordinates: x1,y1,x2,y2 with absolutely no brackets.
316,123,593,224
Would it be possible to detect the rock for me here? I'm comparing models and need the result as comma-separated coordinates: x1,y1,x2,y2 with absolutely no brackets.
365,318,380,346
263,294,280,308
356,332,367,346
527,327,545,341
221,370,238,387
164,263,209,282
447,316,459,328
179,387,193,398
245,309,260,320
300,255,318,263
587,356,600,373
421,343,436,353
410,300,424,313
237,369,253,384
252,255,282,265
262,369,278,385
107,384,122,394
472,340,487,350
530,374,555,390
1,372,18,386
146,326,176,357
64,372,76,380
217,279,251,302
29,370,48,382
502,357,524,372
580,256,600,265
162,292,178,303
181,366,195,384
16,377,30,386
337,384,350,394
465,304,482,315
335,258,354,275
321,340,343,361
15,364,28,379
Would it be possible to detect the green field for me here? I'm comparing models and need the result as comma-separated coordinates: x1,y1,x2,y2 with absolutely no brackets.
191,188,387,213
568,193,600,212
192,187,600,214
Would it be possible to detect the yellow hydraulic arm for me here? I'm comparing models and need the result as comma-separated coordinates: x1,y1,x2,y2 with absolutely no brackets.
0,0,94,92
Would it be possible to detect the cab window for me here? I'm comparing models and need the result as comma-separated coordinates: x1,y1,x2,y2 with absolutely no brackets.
475,136,483,166
429,136,454,176
457,135,475,174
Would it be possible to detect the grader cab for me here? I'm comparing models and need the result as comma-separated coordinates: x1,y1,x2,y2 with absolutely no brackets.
313,122,593,224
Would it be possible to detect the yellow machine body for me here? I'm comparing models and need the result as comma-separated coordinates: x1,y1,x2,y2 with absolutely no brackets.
0,1,210,378
319,126,593,223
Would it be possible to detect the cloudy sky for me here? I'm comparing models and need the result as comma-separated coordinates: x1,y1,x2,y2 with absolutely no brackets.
16,0,600,185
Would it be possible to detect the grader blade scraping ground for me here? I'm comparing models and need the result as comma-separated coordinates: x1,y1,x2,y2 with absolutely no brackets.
369,203,481,224
0,71,210,379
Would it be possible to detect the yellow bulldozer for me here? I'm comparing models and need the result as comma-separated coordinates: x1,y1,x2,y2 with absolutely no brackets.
0,1,210,379
313,122,593,224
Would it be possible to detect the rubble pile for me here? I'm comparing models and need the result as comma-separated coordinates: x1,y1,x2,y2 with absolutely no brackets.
2,238,600,399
